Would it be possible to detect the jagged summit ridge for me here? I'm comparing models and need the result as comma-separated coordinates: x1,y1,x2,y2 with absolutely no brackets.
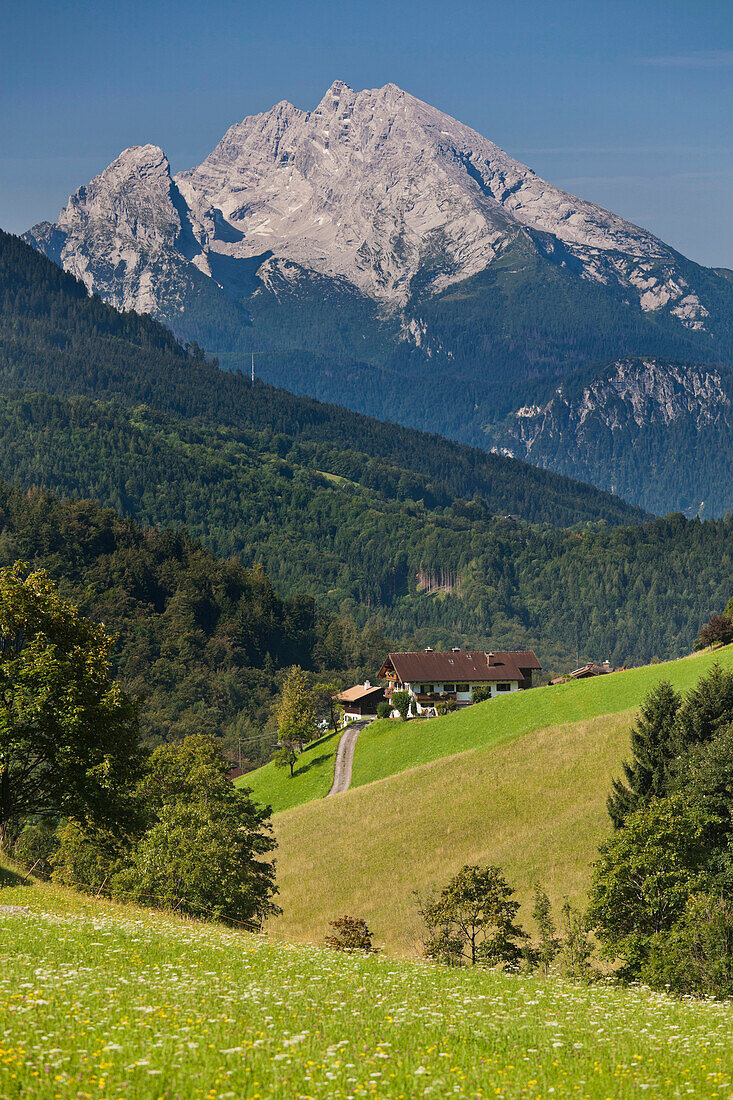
27,81,708,324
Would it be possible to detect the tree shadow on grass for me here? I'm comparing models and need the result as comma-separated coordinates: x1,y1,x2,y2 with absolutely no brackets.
0,864,26,888
293,752,333,778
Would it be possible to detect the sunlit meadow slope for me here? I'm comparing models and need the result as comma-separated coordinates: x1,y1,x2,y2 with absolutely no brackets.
266,646,733,953
245,645,733,814
1,867,732,1098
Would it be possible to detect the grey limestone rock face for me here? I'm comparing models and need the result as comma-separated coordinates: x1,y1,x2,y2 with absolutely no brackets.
26,81,711,330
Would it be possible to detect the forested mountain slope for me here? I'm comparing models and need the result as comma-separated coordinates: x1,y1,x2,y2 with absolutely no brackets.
0,231,644,529
0,482,376,756
493,356,733,518
0,232,732,668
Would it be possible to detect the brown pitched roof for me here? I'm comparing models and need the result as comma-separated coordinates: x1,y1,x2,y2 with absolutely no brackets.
334,684,385,704
378,650,541,683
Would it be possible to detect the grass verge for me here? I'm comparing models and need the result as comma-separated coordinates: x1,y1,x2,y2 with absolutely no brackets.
236,728,342,813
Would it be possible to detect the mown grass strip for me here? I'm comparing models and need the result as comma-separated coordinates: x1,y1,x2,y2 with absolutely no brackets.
237,728,342,813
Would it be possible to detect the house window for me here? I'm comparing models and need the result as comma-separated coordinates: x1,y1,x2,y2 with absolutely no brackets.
444,683,455,692
497,682,511,692
421,684,433,694
456,683,469,693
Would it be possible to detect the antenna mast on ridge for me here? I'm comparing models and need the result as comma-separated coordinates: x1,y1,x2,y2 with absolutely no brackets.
251,352,255,384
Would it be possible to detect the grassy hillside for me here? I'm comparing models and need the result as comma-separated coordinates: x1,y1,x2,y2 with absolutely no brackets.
246,645,733,814
2,867,732,1098
260,647,733,953
241,728,342,814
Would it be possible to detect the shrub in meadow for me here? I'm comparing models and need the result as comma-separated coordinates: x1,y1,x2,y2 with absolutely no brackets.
52,820,124,894
391,690,411,721
642,894,733,999
376,701,392,719
12,819,58,878
325,915,377,953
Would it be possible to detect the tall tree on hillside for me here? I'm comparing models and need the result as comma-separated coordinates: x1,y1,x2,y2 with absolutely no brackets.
0,564,141,847
673,663,733,755
607,680,681,828
272,666,318,777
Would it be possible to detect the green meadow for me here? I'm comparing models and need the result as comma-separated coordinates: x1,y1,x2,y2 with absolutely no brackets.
240,728,342,814
1,869,732,1099
244,644,733,815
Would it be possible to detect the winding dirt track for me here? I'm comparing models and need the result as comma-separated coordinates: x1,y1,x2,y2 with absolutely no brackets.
327,719,372,796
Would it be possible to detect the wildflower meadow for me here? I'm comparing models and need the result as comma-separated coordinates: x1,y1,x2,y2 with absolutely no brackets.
1,883,732,1099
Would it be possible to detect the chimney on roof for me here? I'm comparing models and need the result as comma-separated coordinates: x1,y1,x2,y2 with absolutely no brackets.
424,647,433,652
364,679,371,689
452,647,461,652
603,660,610,669
487,651,495,666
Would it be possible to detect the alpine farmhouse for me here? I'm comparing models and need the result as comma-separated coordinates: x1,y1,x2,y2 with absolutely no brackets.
378,648,542,716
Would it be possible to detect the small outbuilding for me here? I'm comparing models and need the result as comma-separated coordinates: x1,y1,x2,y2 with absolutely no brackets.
334,681,386,725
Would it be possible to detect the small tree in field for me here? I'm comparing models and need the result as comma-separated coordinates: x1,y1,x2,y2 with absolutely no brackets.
376,701,391,720
325,915,376,953
532,884,560,975
557,900,595,981
391,690,411,721
272,665,318,775
419,864,527,968
272,743,298,778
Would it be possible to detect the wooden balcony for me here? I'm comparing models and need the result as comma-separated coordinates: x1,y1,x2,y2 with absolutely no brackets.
416,692,457,703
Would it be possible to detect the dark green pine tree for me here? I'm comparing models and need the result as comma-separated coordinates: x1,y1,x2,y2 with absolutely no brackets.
608,680,681,829
673,664,733,755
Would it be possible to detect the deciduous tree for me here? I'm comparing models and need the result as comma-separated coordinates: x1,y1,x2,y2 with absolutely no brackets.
420,864,527,968
588,794,714,977
0,564,140,848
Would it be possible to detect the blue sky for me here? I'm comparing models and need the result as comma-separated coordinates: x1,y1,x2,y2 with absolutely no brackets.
2,0,732,266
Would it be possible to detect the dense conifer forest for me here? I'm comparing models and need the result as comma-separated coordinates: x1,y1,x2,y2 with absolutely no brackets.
0,231,646,528
0,482,382,762
0,230,731,678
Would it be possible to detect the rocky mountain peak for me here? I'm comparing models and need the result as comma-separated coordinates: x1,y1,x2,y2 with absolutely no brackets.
27,81,714,325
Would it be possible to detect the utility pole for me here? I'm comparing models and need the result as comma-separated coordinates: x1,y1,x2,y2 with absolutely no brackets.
251,352,255,384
